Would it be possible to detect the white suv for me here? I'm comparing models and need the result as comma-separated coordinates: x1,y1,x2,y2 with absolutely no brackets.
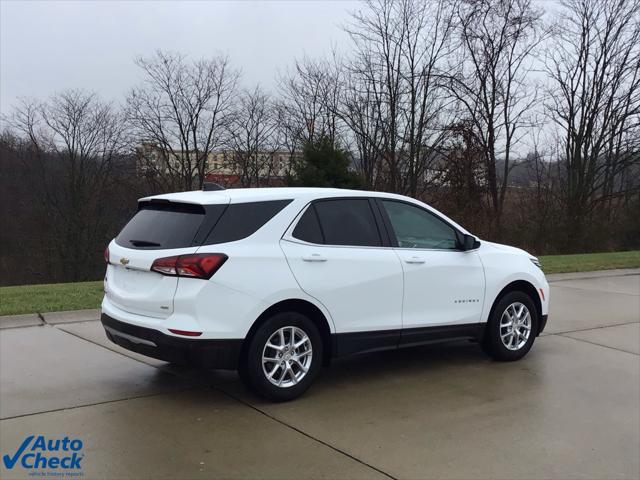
102,187,549,401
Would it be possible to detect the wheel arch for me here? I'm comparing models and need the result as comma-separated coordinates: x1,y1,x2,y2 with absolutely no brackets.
243,299,333,366
488,280,543,336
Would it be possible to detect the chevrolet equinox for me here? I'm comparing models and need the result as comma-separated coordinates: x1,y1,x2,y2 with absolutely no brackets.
102,187,549,401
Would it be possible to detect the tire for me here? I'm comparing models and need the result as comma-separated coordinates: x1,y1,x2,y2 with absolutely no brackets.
240,312,323,401
481,291,539,361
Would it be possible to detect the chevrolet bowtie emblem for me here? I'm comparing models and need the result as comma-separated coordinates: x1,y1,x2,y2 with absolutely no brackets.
120,257,130,266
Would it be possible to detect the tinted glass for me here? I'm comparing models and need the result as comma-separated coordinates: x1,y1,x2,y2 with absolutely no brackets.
204,200,291,244
116,202,205,249
292,206,324,244
382,200,458,249
314,199,381,247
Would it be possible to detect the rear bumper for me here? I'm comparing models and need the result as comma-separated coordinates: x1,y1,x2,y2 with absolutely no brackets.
101,313,242,370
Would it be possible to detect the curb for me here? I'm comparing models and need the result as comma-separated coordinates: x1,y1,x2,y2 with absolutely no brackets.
0,309,100,329
42,308,101,325
546,268,640,283
0,313,44,329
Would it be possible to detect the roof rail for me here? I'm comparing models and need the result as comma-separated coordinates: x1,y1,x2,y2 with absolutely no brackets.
203,182,225,191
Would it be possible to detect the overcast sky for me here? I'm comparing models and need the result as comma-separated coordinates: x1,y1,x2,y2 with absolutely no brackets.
0,0,360,115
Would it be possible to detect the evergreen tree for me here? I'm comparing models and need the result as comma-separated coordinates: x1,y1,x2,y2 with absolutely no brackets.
291,136,361,188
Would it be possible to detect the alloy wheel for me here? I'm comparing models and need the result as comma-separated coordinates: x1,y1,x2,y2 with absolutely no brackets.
499,302,532,351
262,326,313,388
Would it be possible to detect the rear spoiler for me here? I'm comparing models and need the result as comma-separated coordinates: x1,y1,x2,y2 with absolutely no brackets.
203,182,225,191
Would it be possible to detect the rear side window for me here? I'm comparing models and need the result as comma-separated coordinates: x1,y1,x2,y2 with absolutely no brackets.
313,199,382,247
116,202,205,249
203,200,292,244
292,206,324,244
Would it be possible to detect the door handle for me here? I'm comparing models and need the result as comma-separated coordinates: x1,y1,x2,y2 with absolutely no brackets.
404,256,426,264
302,254,327,262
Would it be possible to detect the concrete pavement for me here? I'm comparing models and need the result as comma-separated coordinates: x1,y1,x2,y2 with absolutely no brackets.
1,271,638,479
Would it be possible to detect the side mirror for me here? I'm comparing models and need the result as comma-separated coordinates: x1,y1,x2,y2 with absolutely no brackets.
460,233,481,251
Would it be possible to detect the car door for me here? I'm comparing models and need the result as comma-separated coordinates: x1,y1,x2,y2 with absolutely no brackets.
280,198,404,354
377,199,485,342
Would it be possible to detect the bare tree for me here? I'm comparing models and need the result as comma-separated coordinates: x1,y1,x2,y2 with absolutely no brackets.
227,86,281,187
440,120,486,216
126,51,240,191
546,0,640,249
338,71,386,188
448,0,545,232
273,100,303,180
518,147,560,252
343,0,457,196
278,55,343,147
6,90,127,281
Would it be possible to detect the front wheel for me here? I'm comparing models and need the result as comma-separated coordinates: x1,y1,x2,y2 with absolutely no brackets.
481,291,539,361
240,312,323,401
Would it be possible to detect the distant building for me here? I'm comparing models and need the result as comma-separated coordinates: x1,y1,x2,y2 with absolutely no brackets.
135,143,301,186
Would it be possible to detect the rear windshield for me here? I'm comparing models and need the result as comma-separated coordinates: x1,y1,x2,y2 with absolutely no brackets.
116,199,291,249
116,202,207,249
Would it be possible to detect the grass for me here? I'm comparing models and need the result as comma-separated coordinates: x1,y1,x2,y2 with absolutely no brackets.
0,281,103,316
539,250,640,274
1,250,639,316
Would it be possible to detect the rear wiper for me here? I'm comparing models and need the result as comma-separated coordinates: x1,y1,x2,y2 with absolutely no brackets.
129,240,161,247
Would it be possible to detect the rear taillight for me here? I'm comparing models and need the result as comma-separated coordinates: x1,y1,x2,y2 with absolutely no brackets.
104,245,110,264
151,253,228,279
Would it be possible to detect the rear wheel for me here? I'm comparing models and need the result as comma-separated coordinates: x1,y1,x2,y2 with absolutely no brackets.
482,291,538,361
240,312,323,401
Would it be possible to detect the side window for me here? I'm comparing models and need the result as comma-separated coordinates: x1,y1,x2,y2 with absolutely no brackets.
382,200,458,250
292,206,324,244
314,199,382,247
204,200,291,244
